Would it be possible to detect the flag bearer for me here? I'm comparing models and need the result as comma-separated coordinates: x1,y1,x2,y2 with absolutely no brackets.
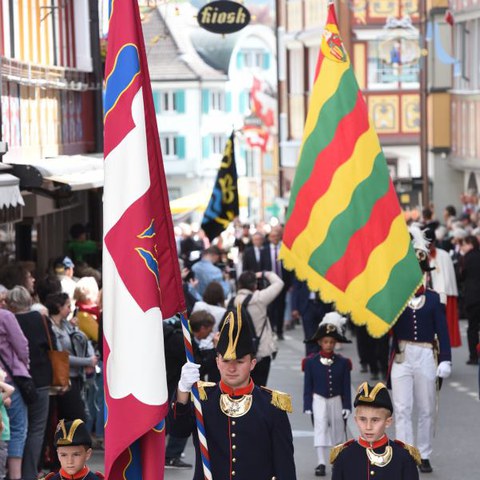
169,306,297,479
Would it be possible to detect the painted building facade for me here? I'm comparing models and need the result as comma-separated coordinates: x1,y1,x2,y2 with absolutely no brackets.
448,0,480,197
278,0,428,207
0,0,103,271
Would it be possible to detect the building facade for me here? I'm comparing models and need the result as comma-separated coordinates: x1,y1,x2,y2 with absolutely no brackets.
278,0,428,207
447,0,480,201
146,2,277,222
0,0,103,271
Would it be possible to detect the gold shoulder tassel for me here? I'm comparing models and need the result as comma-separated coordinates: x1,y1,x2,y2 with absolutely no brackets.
330,440,354,464
403,443,421,465
260,386,293,412
271,390,293,413
196,381,216,401
330,444,343,464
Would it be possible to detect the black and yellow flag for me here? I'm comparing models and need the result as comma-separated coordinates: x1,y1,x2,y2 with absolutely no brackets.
202,132,239,241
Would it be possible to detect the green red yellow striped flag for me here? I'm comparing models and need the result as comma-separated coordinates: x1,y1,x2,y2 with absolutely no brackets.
279,3,423,337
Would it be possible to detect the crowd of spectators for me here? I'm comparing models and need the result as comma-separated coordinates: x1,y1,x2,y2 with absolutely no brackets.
0,238,102,480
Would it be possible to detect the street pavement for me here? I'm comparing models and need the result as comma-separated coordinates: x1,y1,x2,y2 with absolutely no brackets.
162,319,479,479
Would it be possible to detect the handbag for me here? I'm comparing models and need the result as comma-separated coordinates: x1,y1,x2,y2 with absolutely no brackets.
0,351,37,405
43,316,70,389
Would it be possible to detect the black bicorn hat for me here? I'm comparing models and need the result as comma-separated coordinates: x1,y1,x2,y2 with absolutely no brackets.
217,304,255,360
305,322,351,344
54,419,92,448
354,382,393,413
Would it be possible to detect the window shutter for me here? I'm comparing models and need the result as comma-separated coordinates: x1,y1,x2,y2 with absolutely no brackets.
202,89,210,114
202,136,210,158
237,52,244,69
263,53,270,70
152,91,161,113
176,136,186,159
176,90,185,113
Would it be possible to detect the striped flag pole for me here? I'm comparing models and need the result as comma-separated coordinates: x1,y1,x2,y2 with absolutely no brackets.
180,313,213,480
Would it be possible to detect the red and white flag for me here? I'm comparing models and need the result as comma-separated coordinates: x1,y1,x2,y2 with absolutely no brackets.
250,76,276,128
103,1,185,478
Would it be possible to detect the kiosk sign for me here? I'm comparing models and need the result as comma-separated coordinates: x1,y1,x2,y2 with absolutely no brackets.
198,1,251,34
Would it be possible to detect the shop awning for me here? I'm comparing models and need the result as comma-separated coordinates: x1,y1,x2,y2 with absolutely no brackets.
0,174,24,208
6,154,104,192
0,173,24,223
170,189,247,215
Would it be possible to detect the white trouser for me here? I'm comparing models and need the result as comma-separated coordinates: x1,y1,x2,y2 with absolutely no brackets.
391,343,436,459
312,394,344,447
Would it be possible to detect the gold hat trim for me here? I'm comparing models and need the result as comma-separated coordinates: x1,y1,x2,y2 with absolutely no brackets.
56,419,84,446
219,303,243,360
356,382,387,403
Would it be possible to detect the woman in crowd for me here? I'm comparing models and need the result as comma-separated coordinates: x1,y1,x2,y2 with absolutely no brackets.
0,304,29,480
45,293,97,421
6,286,55,480
192,281,226,331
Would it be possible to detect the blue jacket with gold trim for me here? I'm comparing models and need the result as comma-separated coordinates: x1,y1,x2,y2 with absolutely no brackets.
331,437,419,480
169,384,297,480
304,353,352,411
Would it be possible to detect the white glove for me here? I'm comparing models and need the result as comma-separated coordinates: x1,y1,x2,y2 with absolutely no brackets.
178,362,201,393
436,361,452,379
342,409,351,420
304,410,312,415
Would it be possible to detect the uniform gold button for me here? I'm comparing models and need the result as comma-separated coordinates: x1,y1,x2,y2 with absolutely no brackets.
232,433,236,437
370,471,375,475
232,471,235,476
232,421,236,426
232,445,236,450
232,458,236,463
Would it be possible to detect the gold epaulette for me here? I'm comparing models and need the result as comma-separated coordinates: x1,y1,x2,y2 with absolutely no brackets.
394,440,421,465
330,439,354,464
197,381,217,401
260,386,293,413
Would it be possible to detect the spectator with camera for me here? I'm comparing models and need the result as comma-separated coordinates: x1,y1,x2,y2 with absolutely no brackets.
233,270,284,386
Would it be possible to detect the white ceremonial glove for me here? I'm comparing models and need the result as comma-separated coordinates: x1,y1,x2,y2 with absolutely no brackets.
304,410,313,415
436,361,452,379
342,409,351,420
178,362,201,393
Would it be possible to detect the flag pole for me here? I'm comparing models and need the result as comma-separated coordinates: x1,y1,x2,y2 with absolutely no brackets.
180,313,213,480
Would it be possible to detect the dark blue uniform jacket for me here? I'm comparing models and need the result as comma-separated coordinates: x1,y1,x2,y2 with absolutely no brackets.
392,290,452,363
332,437,419,480
304,353,352,411
170,383,297,480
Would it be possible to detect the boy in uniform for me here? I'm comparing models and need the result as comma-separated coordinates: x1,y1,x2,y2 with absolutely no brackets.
42,419,103,480
331,382,420,479
303,314,352,477
170,304,297,479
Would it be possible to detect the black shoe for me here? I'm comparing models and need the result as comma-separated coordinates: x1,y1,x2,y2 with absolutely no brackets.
419,459,433,473
165,458,192,469
277,333,285,340
315,464,326,476
360,363,368,373
466,358,478,365
370,372,380,381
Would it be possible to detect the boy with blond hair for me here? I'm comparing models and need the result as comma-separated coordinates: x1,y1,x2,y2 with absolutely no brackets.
331,382,420,479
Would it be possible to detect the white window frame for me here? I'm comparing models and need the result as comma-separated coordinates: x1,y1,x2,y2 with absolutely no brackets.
161,133,178,158
211,134,225,155
210,90,225,111
161,91,176,112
